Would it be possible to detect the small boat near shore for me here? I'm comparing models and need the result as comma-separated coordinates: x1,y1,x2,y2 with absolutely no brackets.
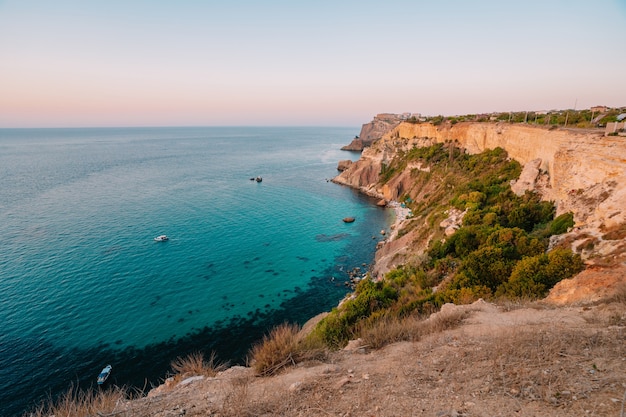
154,235,169,242
97,365,112,385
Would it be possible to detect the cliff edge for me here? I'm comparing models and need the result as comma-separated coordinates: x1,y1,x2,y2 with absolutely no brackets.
83,299,626,417
334,121,626,300
341,113,408,151
31,121,626,417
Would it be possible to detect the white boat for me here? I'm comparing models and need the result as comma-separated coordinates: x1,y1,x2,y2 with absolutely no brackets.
154,235,169,242
97,365,112,385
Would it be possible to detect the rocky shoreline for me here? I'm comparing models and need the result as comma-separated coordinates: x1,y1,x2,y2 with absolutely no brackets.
106,121,626,414
145,150,406,399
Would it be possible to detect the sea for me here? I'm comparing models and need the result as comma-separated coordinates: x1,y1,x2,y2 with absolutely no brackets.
0,126,393,416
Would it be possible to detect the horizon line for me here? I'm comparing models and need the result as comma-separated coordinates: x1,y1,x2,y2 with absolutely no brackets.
0,124,361,130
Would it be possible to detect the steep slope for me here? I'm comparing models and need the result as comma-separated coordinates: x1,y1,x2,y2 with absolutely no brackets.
341,113,406,150
333,122,626,284
29,122,626,416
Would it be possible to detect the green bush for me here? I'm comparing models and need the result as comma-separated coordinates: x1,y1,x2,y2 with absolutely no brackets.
496,248,584,298
314,279,398,348
436,281,492,305
313,309,351,348
459,246,514,291
314,145,585,352
506,199,554,232
548,212,574,235
442,227,482,258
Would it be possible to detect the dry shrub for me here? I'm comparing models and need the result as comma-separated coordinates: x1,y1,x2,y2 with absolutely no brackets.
170,351,226,379
360,307,468,349
26,385,128,417
249,323,326,376
358,314,418,349
417,306,469,335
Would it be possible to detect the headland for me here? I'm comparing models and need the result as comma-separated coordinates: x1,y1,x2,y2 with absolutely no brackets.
27,112,626,417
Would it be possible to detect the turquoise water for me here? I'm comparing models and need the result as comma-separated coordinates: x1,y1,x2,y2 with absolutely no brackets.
0,127,392,416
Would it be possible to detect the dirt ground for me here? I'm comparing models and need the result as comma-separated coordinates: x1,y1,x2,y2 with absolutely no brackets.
111,293,625,417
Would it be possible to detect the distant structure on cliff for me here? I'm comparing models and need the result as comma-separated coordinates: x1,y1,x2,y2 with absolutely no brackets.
342,113,421,151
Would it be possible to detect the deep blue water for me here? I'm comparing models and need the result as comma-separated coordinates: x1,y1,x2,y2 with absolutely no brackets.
0,127,392,416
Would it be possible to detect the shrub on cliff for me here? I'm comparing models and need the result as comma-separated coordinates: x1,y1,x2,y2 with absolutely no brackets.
170,351,226,379
495,248,584,298
314,278,399,348
316,146,583,351
27,385,130,417
249,323,326,376
547,212,575,236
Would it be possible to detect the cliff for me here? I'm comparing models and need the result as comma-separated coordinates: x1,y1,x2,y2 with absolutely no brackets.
334,121,626,279
33,121,626,417
341,113,406,151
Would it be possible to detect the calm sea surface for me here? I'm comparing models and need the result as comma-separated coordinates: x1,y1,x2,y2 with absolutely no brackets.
0,127,392,416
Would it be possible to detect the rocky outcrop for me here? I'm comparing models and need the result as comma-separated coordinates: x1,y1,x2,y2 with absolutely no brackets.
334,121,626,272
439,208,467,237
341,138,366,151
511,158,542,196
544,264,626,305
337,160,353,171
342,114,406,151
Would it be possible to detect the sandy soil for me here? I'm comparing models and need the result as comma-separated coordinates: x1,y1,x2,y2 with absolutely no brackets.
109,296,625,417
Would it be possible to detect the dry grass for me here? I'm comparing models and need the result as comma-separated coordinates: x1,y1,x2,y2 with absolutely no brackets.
358,314,418,348
360,307,469,349
25,385,129,417
486,326,625,406
496,296,559,312
170,351,227,380
249,323,327,377
27,302,625,417
218,375,255,417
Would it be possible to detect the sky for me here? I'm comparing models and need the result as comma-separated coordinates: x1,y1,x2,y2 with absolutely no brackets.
0,0,625,127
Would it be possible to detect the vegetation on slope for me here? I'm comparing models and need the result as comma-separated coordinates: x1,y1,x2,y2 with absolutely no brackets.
312,144,582,349
27,144,589,415
249,323,326,376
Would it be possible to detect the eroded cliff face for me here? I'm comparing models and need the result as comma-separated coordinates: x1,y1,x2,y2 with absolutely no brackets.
334,121,626,275
341,114,405,151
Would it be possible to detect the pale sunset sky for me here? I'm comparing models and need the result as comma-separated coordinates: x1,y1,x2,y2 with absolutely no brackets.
1,0,625,127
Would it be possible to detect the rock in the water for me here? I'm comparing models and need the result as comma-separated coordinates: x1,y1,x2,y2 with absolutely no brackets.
376,199,387,207
343,217,355,223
